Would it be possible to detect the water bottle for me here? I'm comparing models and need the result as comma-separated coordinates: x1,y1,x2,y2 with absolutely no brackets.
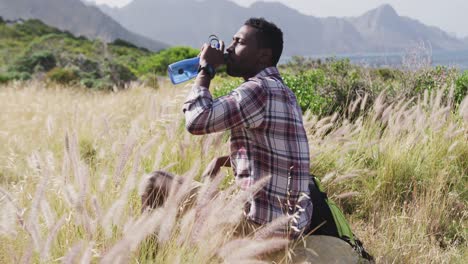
168,35,220,85
168,57,200,85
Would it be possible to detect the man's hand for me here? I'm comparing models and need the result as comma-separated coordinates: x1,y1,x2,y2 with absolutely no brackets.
196,40,225,88
199,40,225,69
202,155,231,179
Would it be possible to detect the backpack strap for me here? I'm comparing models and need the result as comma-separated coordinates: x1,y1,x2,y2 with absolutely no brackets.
307,175,374,262
306,177,340,237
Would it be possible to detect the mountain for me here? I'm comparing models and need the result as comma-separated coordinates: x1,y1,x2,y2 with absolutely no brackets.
97,0,466,55
96,0,247,51
0,0,167,51
95,0,364,55
246,2,366,55
347,4,465,52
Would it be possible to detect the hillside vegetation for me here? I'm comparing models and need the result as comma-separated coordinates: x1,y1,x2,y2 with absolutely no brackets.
0,17,198,89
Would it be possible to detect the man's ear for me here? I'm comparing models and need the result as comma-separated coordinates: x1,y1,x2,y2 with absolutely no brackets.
258,48,273,66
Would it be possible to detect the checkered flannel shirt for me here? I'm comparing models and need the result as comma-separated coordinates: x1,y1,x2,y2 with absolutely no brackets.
183,67,312,237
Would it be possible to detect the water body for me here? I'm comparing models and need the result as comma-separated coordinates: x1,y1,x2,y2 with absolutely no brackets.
283,50,468,71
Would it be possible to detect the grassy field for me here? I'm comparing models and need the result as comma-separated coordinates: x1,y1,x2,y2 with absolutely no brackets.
0,78,467,263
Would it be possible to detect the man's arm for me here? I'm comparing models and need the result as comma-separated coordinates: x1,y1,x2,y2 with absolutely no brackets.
182,40,266,134
183,79,266,135
195,68,212,90
201,156,231,179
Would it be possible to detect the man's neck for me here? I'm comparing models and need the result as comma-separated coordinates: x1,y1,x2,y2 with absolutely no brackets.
242,65,275,81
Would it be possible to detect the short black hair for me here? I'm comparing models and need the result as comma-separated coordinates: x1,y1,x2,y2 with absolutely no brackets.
244,17,283,66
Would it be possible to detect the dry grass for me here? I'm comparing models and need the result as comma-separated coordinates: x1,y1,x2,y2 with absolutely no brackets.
0,79,467,263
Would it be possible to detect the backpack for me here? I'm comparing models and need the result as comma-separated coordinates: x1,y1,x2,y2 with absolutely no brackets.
307,175,374,262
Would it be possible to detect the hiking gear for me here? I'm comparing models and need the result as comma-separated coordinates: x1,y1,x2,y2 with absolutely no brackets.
307,175,374,262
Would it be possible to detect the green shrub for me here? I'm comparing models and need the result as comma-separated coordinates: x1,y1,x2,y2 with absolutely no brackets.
137,46,199,75
413,66,456,93
80,78,97,89
15,19,62,37
11,51,56,73
72,57,100,75
455,70,468,104
374,68,398,81
279,55,322,73
81,77,113,90
0,73,10,84
103,61,137,88
111,38,139,49
214,69,333,115
46,67,79,85
283,69,332,114
212,78,242,98
0,71,31,83
329,58,353,77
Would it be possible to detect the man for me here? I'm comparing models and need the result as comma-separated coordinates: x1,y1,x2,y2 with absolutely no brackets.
183,17,312,238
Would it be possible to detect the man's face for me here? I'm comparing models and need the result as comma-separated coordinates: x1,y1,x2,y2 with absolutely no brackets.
225,25,261,79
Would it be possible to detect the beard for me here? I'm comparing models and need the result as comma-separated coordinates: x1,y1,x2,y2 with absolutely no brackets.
226,59,257,79
226,63,242,77
225,55,243,77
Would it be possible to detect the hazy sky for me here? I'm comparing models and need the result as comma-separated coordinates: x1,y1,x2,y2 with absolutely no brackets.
90,0,468,38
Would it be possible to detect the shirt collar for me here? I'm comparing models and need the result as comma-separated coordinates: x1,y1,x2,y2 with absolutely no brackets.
253,66,280,78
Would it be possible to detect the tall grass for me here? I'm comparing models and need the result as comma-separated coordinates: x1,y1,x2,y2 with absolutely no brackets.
306,87,467,263
0,79,466,263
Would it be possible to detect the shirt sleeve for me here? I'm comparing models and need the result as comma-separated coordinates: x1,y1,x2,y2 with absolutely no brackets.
183,80,266,135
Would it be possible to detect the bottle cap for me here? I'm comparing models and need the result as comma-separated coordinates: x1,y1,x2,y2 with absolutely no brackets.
208,34,220,49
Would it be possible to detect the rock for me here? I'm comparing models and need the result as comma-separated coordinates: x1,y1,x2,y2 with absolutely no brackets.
292,235,359,263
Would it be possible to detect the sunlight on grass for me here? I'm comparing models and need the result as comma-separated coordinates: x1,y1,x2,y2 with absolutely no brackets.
0,79,466,263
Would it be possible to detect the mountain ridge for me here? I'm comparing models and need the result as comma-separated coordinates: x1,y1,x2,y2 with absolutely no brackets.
95,0,466,55
347,4,463,52
0,0,168,51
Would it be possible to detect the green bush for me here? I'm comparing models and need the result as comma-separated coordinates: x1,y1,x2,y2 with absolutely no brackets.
455,70,468,104
212,78,242,98
80,77,113,90
279,55,322,73
80,78,96,89
72,57,100,75
374,68,399,81
103,61,137,88
329,58,352,77
282,57,374,114
0,71,31,83
11,51,56,73
46,67,79,85
213,69,333,115
137,46,199,75
15,19,62,37
283,69,332,114
0,73,11,84
111,38,139,49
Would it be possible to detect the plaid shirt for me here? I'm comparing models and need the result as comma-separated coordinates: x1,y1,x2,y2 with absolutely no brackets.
183,67,312,236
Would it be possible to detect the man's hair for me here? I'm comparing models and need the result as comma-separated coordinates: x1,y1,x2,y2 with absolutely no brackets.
244,17,283,66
